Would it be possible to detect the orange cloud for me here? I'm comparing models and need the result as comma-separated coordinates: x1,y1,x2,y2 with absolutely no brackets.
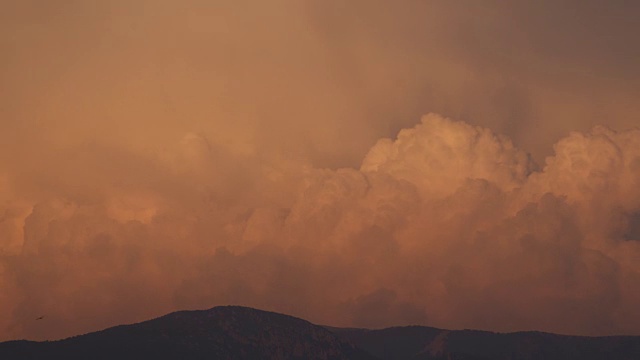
1,0,640,342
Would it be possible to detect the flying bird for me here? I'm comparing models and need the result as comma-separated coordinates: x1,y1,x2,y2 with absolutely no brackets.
35,316,44,321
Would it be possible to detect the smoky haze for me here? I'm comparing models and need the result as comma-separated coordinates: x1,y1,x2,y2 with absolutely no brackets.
1,0,639,340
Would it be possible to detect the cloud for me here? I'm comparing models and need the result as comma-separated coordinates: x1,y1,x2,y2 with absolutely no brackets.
1,0,640,341
361,114,535,198
2,113,640,340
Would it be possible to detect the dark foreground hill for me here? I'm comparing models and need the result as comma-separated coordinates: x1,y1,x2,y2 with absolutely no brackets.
334,326,640,360
2,306,640,360
0,306,375,360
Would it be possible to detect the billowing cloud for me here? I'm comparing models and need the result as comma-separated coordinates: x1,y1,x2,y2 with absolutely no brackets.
2,114,640,340
1,0,640,341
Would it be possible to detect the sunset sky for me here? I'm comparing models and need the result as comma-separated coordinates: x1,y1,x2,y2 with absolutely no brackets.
1,0,640,341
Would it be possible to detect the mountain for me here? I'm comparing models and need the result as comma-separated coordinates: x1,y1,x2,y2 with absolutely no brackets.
2,306,640,360
0,306,375,360
334,326,640,360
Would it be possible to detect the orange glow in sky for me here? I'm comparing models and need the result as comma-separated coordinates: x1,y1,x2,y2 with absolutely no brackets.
1,0,640,341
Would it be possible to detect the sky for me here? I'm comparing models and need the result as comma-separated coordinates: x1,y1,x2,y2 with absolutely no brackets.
1,0,640,341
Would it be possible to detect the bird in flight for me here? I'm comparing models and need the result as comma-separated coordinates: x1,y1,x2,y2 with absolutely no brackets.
35,316,44,321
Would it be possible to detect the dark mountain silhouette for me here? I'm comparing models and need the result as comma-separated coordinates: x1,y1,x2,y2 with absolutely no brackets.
334,326,640,360
0,306,375,360
2,306,640,360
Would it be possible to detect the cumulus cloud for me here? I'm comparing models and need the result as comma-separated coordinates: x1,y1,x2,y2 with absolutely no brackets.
361,114,535,198
2,114,640,340
1,0,640,341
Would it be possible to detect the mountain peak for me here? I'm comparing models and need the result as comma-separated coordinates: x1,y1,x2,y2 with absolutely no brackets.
0,305,375,360
2,306,640,359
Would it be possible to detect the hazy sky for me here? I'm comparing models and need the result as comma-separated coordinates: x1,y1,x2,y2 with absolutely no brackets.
1,0,639,340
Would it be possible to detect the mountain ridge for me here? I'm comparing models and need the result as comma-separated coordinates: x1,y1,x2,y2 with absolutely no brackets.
2,305,640,359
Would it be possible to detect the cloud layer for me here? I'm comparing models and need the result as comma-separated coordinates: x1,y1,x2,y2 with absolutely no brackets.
1,0,639,341
2,114,640,340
